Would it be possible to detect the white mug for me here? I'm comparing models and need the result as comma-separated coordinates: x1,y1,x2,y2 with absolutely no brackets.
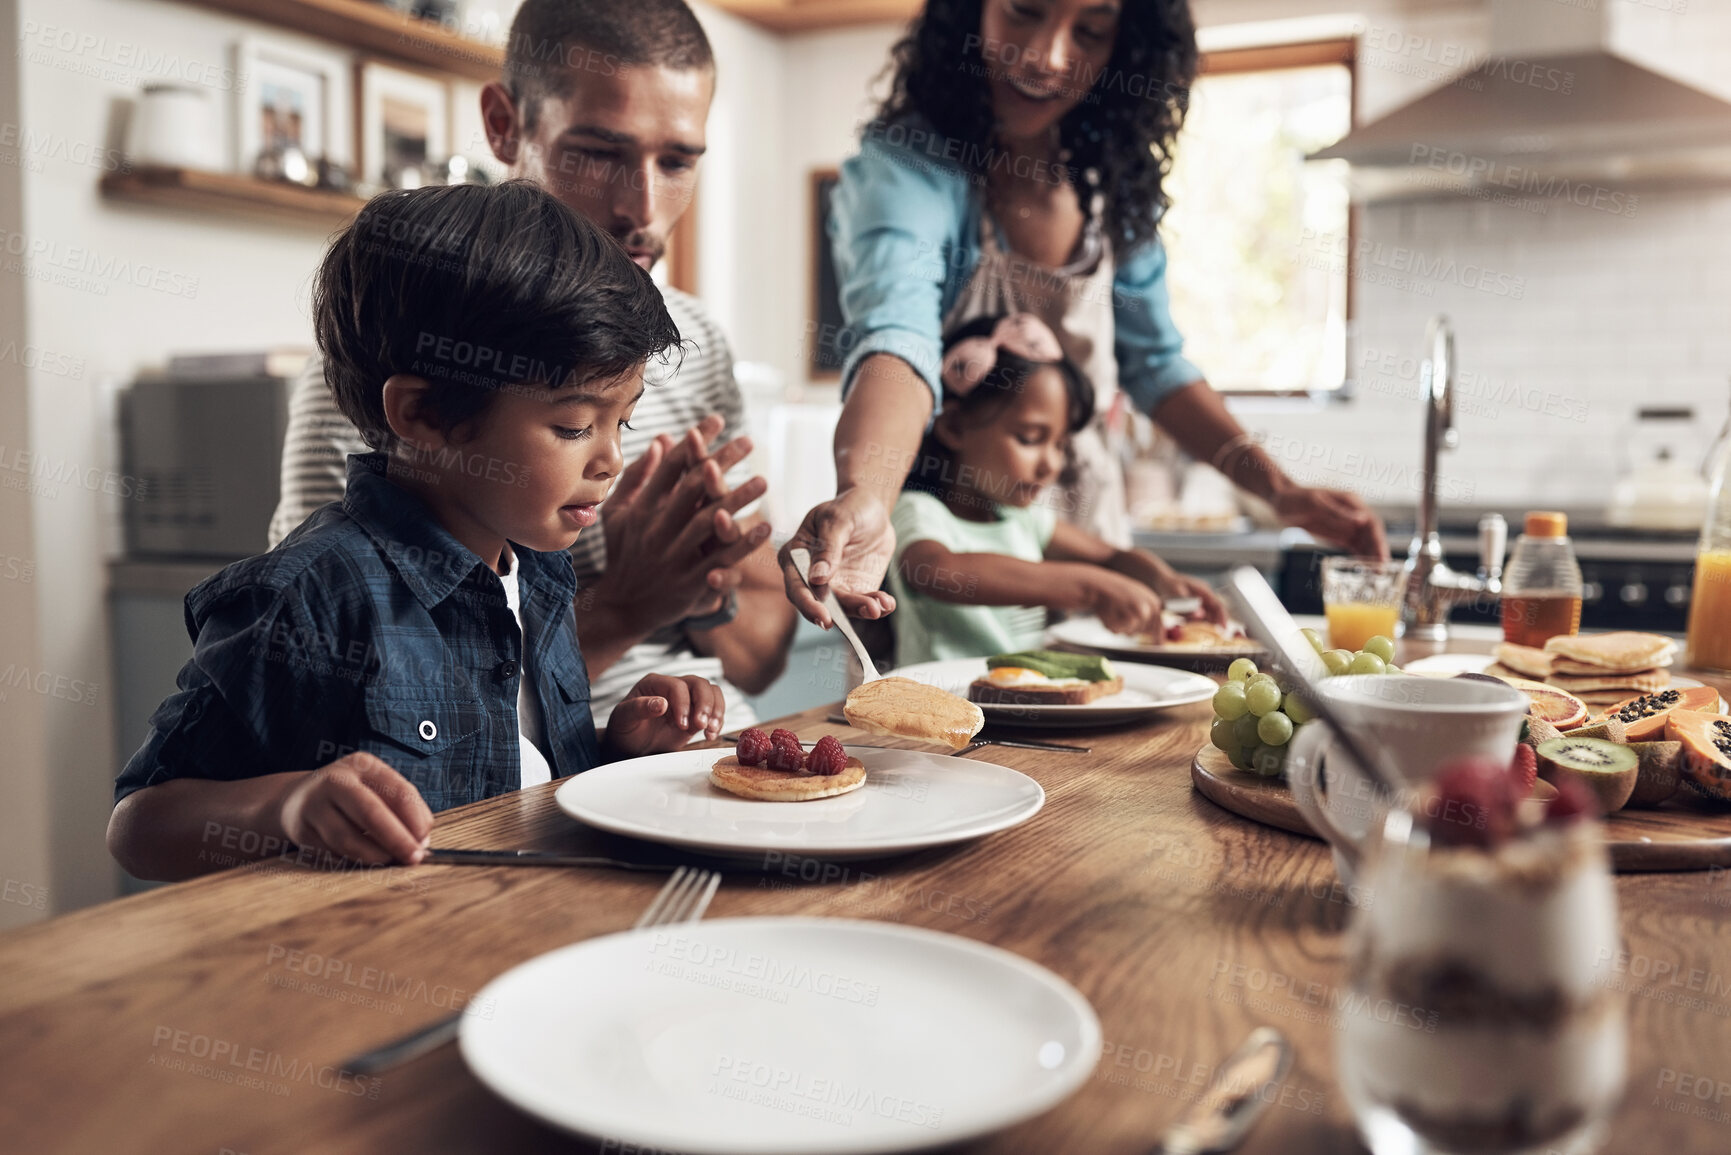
1285,675,1529,883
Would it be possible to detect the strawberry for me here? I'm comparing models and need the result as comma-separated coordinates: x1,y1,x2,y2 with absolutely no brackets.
1509,743,1538,794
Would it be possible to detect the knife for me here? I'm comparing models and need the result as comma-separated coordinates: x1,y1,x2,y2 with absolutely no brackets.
820,715,1090,753
1159,1028,1293,1154
424,849,679,871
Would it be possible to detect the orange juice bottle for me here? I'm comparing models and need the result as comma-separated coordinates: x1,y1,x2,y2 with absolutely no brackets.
1500,512,1583,648
1688,438,1731,671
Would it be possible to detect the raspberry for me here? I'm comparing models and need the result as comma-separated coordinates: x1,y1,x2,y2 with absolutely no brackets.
771,728,801,750
806,735,848,776
735,728,771,767
1510,743,1537,794
766,733,805,772
1424,756,1519,848
1545,776,1599,825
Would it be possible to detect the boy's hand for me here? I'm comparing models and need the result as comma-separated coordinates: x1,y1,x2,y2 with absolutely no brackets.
1082,570,1164,637
603,674,726,757
277,753,434,867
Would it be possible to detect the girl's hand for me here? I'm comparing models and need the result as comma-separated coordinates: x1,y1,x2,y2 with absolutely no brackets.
1081,570,1164,637
1152,572,1230,627
603,675,725,757
277,753,434,867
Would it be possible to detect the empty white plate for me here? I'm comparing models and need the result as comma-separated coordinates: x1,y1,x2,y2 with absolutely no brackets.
556,746,1044,861
461,918,1101,1154
891,658,1216,727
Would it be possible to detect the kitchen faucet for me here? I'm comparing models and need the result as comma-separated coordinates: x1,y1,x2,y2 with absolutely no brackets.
1402,315,1507,643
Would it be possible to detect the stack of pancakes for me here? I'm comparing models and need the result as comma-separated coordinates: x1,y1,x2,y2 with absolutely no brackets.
1490,632,1675,700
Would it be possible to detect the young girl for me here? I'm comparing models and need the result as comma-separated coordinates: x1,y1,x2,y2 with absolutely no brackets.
888,314,1227,667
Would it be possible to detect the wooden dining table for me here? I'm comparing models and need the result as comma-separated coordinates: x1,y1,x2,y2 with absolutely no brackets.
4,657,1731,1154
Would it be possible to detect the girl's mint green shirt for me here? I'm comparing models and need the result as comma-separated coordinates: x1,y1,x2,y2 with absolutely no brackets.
888,490,1058,667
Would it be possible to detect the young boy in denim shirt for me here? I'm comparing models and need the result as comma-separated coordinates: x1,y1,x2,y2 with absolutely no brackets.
109,181,725,881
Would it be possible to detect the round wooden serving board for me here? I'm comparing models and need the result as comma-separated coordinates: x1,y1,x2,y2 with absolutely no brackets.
1192,745,1731,873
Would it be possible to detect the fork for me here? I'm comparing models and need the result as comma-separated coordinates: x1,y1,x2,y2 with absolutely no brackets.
339,866,721,1075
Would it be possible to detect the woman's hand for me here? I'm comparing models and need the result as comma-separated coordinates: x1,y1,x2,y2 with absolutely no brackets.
276,753,434,867
1273,485,1389,560
779,487,898,627
1079,569,1164,637
603,674,725,757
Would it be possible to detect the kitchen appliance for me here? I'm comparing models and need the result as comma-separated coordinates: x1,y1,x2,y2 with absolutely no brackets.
1608,407,1709,530
120,375,291,558
1313,0,1731,196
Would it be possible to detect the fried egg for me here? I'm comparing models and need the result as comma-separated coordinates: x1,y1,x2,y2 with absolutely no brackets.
984,667,1086,689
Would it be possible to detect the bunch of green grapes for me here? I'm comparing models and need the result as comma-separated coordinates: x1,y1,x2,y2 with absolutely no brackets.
1209,631,1399,778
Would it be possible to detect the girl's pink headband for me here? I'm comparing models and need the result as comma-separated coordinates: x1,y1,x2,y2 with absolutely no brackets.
940,313,1064,397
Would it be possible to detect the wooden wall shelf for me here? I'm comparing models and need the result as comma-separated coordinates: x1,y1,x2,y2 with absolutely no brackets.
172,0,503,81
100,166,367,230
704,0,915,34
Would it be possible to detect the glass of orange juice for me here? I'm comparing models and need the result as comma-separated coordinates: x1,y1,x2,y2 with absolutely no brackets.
1322,558,1408,653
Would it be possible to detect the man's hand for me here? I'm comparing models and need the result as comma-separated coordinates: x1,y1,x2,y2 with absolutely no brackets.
1273,485,1389,560
276,753,434,867
582,417,771,661
602,674,726,757
779,487,897,627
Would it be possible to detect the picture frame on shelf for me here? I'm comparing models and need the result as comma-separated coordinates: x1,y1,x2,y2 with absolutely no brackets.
233,37,353,176
357,60,451,190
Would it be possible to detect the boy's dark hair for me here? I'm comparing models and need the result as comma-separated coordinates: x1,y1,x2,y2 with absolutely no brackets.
315,181,681,449
505,0,715,133
905,314,1095,501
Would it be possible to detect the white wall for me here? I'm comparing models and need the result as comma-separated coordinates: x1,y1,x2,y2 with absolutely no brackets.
9,0,481,914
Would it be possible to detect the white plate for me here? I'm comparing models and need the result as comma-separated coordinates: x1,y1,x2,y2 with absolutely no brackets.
890,658,1216,727
1046,616,1264,669
556,747,1044,861
461,918,1101,1155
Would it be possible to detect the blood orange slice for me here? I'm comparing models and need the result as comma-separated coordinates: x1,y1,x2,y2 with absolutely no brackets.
1501,678,1590,731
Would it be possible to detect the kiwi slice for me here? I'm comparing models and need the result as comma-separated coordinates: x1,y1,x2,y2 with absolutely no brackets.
1537,736,1640,813
1522,716,1563,750
1625,741,1684,808
1563,717,1628,744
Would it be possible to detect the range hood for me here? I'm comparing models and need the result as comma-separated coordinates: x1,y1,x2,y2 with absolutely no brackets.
1313,0,1731,197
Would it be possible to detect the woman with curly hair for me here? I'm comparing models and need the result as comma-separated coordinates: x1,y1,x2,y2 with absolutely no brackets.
779,0,1387,629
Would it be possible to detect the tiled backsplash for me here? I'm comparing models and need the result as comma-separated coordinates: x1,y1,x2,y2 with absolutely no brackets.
1231,184,1731,513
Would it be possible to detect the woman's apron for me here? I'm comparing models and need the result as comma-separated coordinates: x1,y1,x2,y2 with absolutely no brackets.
941,200,1130,547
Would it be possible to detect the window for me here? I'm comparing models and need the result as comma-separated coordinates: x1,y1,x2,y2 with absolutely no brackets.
1160,41,1355,394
